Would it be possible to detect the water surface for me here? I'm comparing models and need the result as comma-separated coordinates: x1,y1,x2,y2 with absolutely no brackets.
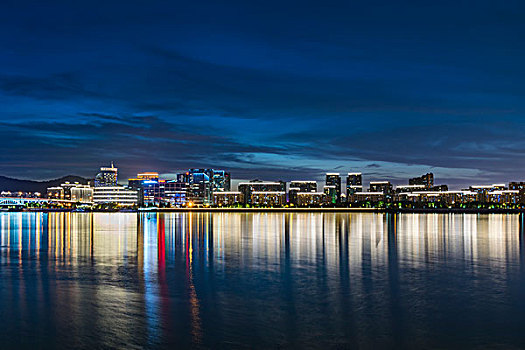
0,212,524,349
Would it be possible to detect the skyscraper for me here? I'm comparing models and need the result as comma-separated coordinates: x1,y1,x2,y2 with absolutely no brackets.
346,173,363,198
95,162,118,187
289,180,317,205
325,173,341,204
409,173,434,189
238,180,286,204
212,170,231,192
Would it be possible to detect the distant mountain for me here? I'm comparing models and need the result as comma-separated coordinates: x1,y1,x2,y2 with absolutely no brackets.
0,175,90,194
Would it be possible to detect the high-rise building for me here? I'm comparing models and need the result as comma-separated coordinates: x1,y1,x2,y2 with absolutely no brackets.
289,181,317,193
324,185,338,204
469,184,506,202
325,173,341,204
409,173,434,189
46,182,93,203
238,180,286,204
128,172,162,206
93,186,138,206
369,181,393,195
71,186,94,203
346,173,363,198
164,180,187,206
288,181,317,205
296,192,327,207
93,163,137,206
212,170,231,192
251,191,286,207
509,182,525,191
185,169,213,205
213,192,244,206
95,163,118,187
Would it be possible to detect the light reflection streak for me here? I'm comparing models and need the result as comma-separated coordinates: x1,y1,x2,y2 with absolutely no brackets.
0,212,523,348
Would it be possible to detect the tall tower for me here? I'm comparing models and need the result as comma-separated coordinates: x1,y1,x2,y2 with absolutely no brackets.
95,163,118,187
325,173,341,204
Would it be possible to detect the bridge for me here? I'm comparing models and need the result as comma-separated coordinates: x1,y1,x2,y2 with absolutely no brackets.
0,197,93,207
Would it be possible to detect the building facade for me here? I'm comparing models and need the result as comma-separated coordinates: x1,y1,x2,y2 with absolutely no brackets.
325,173,341,204
93,186,138,206
213,192,244,206
95,163,118,187
238,181,286,204
250,191,286,207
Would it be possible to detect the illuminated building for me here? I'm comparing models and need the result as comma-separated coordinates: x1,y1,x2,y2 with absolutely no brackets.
296,192,327,207
250,191,286,207
128,172,162,206
509,182,525,190
71,186,93,203
212,170,231,192
323,185,338,204
46,182,93,203
409,173,434,189
369,181,393,194
350,192,385,203
347,173,362,185
487,190,520,204
469,184,506,202
346,173,363,198
396,191,477,205
47,187,65,199
238,180,286,204
395,185,427,193
325,173,341,204
213,192,244,206
95,163,118,187
290,181,317,192
93,186,138,206
164,180,187,206
179,169,213,205
289,181,317,205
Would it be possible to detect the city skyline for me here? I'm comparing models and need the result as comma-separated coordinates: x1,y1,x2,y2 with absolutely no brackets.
1,1,525,187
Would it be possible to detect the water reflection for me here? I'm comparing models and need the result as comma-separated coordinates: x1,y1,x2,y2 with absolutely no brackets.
0,212,524,348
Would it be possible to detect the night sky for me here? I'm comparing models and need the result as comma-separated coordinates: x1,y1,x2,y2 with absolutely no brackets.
1,1,524,187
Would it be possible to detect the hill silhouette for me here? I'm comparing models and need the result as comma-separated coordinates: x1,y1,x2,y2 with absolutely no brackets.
0,175,89,194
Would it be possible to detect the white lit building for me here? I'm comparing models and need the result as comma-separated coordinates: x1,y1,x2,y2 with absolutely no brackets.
93,186,138,206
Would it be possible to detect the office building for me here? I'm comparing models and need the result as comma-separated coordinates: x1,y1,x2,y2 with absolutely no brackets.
212,170,231,192
47,187,65,200
324,185,338,204
350,192,385,203
95,163,118,187
238,180,286,204
325,173,341,204
409,173,434,189
346,172,363,198
296,192,327,207
213,192,244,206
469,184,506,202
128,172,163,206
251,191,286,207
289,181,317,205
290,181,317,192
369,181,393,194
509,182,525,191
71,186,94,203
164,180,187,206
93,186,138,206
47,182,93,203
395,185,427,193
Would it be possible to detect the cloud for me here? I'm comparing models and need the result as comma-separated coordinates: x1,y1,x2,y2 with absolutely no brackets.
0,1,524,188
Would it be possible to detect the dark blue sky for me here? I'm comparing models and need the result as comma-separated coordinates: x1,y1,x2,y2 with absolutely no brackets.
1,1,524,187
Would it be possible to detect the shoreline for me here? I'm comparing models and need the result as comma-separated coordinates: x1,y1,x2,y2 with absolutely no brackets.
5,207,525,214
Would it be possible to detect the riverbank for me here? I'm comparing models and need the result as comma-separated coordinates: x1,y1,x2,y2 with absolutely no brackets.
8,207,525,214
